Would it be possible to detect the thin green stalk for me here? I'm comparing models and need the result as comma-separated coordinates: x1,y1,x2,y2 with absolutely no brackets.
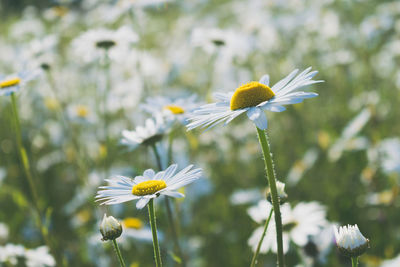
351,257,359,267
151,144,185,266
250,208,274,267
112,239,126,267
10,93,63,266
148,199,162,267
256,127,285,267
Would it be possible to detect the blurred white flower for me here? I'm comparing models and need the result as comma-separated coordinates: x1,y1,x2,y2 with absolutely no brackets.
0,70,40,96
141,95,200,125
287,148,319,186
328,108,371,161
25,246,55,267
121,116,171,150
72,26,138,63
248,201,328,254
187,68,321,130
381,254,400,267
368,138,400,175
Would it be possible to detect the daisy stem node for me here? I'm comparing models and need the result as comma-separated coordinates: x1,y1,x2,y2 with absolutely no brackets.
112,239,126,267
351,257,359,267
10,93,63,266
256,127,285,267
148,199,163,267
250,208,274,267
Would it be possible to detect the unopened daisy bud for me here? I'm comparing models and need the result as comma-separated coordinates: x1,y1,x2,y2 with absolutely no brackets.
334,224,369,258
267,181,288,204
100,214,122,241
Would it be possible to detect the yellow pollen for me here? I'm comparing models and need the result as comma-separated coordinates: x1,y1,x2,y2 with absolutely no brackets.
132,180,167,196
0,78,21,88
76,105,89,117
230,81,275,110
123,218,143,229
164,105,185,114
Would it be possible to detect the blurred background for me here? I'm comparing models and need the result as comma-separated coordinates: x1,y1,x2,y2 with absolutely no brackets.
0,0,399,266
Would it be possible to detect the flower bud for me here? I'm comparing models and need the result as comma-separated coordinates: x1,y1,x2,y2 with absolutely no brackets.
334,224,369,258
267,181,288,204
100,214,122,241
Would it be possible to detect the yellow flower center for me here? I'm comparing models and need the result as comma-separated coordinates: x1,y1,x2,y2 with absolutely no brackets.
132,180,167,196
164,105,185,114
230,81,275,110
123,217,143,229
0,78,21,88
76,105,89,117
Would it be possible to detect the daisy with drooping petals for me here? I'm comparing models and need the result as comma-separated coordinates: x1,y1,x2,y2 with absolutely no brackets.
95,164,202,209
121,115,171,150
187,67,322,130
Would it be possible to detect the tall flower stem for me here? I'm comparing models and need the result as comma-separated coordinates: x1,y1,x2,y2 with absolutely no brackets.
112,239,126,267
351,257,359,267
151,144,185,266
250,208,273,267
10,93,63,266
256,127,285,267
148,199,162,267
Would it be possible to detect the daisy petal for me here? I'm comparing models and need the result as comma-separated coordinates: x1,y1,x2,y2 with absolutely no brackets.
247,108,268,130
259,74,270,86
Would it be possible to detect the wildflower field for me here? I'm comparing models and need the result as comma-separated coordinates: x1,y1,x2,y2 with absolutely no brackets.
0,0,399,266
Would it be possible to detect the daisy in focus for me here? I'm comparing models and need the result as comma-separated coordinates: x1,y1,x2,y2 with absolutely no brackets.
121,116,171,150
0,71,40,96
141,95,200,125
95,164,202,209
248,200,328,254
187,67,322,130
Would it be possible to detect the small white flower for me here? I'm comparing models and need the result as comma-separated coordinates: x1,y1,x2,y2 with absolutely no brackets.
72,26,138,63
100,214,123,241
0,70,40,96
334,224,369,257
121,116,170,150
25,246,56,267
141,95,200,124
187,67,322,131
248,201,327,254
96,164,202,209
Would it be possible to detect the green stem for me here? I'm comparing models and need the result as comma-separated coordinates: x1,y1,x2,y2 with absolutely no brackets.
10,93,63,266
148,199,162,267
351,257,359,267
250,208,274,267
256,127,285,267
151,144,185,266
112,239,126,267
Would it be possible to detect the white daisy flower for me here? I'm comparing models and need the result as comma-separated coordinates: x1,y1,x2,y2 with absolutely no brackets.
0,71,40,96
334,224,369,258
248,200,327,254
187,67,322,131
121,116,171,150
141,95,200,124
381,254,400,267
72,26,138,63
96,164,202,209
